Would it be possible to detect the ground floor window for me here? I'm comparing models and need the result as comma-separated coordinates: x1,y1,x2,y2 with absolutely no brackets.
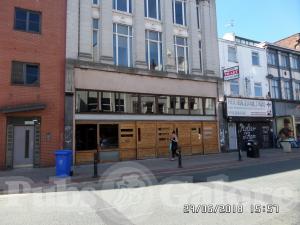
99,124,119,149
76,124,97,150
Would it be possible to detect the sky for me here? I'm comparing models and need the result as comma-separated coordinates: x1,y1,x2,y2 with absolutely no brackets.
216,0,300,43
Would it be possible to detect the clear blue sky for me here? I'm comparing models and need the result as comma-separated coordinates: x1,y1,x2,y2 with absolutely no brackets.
216,0,300,42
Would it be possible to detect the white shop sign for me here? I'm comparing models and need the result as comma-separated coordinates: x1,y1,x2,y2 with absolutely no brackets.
227,98,273,117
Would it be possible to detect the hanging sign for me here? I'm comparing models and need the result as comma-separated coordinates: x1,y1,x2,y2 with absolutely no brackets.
223,66,240,81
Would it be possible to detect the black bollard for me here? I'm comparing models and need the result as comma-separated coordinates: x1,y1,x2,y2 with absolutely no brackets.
93,151,99,178
178,148,182,168
238,149,242,161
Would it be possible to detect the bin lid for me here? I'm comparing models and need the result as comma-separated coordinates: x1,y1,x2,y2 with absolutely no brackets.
55,150,72,155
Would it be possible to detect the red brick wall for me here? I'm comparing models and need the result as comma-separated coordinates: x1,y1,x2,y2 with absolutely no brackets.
275,34,300,51
0,0,66,168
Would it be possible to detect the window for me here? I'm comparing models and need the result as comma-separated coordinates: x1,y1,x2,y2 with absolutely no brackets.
99,124,119,149
271,80,280,99
11,61,39,86
172,0,186,26
228,46,237,62
141,95,156,114
87,91,98,112
174,36,189,73
190,97,203,115
295,83,300,100
291,56,300,70
205,98,216,115
267,51,277,66
113,23,132,67
115,93,125,112
76,125,97,150
281,54,289,68
100,92,115,112
157,96,174,114
230,80,239,96
75,90,210,116
76,91,98,112
145,30,163,71
92,0,99,5
252,52,260,66
199,41,203,72
254,82,262,97
175,97,189,115
93,19,99,47
113,0,132,13
144,0,161,20
76,91,88,112
196,0,200,29
284,81,291,100
14,8,41,33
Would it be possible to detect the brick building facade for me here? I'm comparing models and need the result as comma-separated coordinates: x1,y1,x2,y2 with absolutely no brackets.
275,33,300,51
0,0,66,169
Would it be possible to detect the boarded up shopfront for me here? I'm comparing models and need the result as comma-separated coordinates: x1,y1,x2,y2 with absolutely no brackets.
75,121,219,164
225,97,273,151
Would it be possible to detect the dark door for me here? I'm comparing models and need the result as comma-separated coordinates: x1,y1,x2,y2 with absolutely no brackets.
237,122,272,150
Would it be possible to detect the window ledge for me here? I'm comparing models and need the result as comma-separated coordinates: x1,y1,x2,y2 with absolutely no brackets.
173,24,188,29
145,17,162,23
112,9,132,17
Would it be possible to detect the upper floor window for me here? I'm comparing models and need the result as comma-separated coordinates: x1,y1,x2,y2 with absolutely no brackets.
92,19,99,47
174,36,189,73
199,41,203,73
295,83,300,101
11,61,39,86
145,30,163,71
205,98,216,115
271,79,280,99
175,97,189,115
14,8,41,33
76,90,216,115
267,51,277,66
254,82,262,97
196,0,200,29
230,79,239,96
284,81,291,100
190,97,203,115
144,0,161,20
228,46,237,62
113,23,132,67
280,54,289,68
113,0,132,13
172,0,186,26
252,52,260,66
93,0,99,5
291,56,300,70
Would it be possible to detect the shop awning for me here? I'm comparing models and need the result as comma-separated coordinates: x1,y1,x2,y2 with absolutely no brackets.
0,103,46,113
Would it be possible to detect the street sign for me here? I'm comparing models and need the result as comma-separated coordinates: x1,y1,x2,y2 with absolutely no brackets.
223,66,240,81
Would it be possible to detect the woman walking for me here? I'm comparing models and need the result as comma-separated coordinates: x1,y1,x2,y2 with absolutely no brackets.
170,131,178,161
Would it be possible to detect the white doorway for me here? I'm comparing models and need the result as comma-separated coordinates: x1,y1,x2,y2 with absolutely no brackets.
228,122,238,150
13,126,34,168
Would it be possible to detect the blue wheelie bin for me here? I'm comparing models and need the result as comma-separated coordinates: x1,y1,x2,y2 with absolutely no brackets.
55,150,73,177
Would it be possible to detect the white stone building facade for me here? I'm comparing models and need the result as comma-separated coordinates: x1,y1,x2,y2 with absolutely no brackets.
65,0,222,163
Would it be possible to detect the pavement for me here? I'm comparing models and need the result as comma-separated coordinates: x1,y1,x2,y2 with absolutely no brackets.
0,149,299,225
0,148,300,194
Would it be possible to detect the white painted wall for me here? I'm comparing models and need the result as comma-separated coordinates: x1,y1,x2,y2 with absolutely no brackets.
219,34,269,99
66,0,220,77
